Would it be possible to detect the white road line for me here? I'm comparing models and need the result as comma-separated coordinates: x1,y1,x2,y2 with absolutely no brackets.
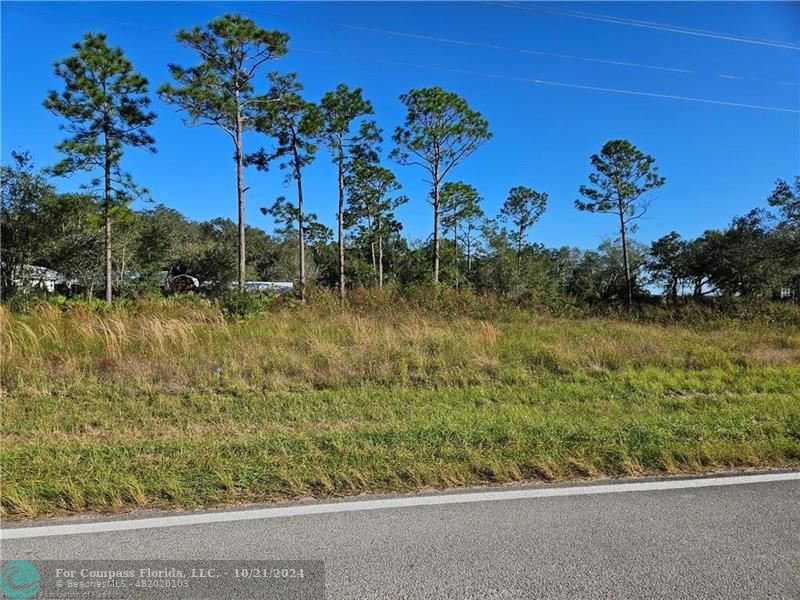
2,472,798,540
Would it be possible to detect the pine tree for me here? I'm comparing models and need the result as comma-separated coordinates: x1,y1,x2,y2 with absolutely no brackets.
391,87,491,283
576,139,665,307
501,186,548,268
160,15,288,291
345,161,407,288
440,182,482,288
319,85,379,300
247,72,322,302
45,32,156,303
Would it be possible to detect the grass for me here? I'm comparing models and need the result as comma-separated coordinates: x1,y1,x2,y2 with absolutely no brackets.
2,292,799,519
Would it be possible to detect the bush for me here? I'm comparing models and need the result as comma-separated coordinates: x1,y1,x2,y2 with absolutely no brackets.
623,297,800,327
4,283,798,326
218,290,279,319
4,290,54,313
65,296,115,314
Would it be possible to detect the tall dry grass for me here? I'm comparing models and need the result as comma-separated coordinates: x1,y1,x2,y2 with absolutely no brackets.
2,295,798,397
2,294,799,519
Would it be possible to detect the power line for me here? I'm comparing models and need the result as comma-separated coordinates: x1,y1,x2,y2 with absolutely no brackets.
201,1,796,87
8,4,797,114
7,5,174,34
11,2,796,89
491,2,800,50
296,47,799,114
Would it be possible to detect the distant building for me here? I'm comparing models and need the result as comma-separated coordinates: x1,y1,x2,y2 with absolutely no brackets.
12,265,68,293
228,281,294,294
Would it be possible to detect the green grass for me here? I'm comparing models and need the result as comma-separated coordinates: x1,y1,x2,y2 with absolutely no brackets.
2,293,799,519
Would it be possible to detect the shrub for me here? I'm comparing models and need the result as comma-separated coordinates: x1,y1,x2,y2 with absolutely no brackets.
218,290,278,319
5,290,57,313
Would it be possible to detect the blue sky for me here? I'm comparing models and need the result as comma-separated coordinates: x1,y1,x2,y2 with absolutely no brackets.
2,1,798,250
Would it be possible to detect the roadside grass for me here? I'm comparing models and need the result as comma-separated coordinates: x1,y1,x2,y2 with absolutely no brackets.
1,295,799,519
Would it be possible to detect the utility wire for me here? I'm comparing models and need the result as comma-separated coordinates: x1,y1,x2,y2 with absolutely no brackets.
491,2,800,50
8,4,797,115
198,1,796,87
12,2,796,87
295,47,799,114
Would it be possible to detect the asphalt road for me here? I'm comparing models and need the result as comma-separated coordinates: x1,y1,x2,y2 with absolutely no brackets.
3,473,799,599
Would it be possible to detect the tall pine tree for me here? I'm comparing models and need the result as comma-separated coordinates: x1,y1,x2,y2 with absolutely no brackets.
248,72,322,302
319,84,379,300
45,33,156,303
392,87,491,283
160,15,288,290
576,140,665,308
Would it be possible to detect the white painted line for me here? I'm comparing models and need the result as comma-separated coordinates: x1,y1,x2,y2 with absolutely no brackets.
2,472,798,540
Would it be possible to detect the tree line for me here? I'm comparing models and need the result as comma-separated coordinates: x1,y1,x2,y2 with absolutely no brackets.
2,15,798,306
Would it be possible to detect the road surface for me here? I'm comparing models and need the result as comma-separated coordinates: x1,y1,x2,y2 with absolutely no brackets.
3,472,799,599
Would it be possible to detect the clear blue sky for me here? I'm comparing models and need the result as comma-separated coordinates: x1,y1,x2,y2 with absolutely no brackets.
2,1,798,249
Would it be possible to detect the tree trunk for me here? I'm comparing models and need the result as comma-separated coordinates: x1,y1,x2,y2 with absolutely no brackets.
103,132,113,304
1,268,11,298
517,227,523,270
618,206,632,308
453,220,459,290
466,227,473,273
433,175,441,283
367,213,376,281
337,153,345,302
669,277,678,303
118,243,127,292
293,139,306,303
378,215,384,289
235,111,246,292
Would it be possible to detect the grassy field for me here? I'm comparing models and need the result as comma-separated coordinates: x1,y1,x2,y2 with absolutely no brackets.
2,292,799,519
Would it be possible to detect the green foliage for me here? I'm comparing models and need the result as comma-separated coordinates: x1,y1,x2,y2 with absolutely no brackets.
4,146,796,308
262,197,332,246
577,139,666,307
500,185,548,260
8,24,800,311
159,15,288,135
8,293,113,315
319,84,378,162
441,182,481,234
218,290,277,319
576,139,665,217
626,297,800,326
0,153,107,299
767,177,800,300
43,193,105,295
159,14,290,289
437,182,482,288
768,176,800,226
44,32,156,303
391,87,491,282
647,231,688,300
0,152,58,295
390,87,492,175
247,72,322,300
247,72,321,175
7,35,800,519
345,160,407,286
319,84,381,296
689,211,786,298
346,162,406,232
44,32,156,181
5,290,52,313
